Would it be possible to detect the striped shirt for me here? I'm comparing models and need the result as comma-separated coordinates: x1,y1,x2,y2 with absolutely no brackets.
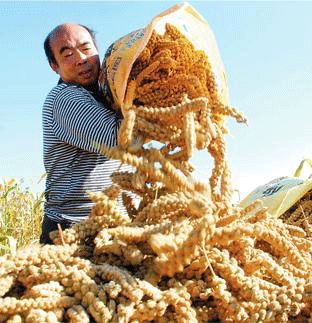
42,82,128,223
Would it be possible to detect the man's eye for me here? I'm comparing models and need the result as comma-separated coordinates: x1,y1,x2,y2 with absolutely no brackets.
64,52,73,57
83,47,91,51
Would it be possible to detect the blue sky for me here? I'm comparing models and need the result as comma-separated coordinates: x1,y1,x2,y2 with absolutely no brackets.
1,1,312,199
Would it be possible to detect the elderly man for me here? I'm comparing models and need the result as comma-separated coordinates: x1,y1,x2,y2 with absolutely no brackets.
40,23,125,243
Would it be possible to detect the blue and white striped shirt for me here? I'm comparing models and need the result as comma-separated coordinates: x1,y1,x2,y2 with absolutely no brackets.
42,82,127,223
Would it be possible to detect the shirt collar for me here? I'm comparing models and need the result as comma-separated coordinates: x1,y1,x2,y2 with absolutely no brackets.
58,78,102,99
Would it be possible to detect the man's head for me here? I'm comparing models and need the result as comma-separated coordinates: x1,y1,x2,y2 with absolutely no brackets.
44,23,100,86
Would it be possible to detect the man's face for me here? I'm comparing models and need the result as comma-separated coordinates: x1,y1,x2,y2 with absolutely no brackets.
50,24,100,86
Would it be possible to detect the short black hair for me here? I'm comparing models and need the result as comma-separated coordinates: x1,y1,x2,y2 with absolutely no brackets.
44,24,97,66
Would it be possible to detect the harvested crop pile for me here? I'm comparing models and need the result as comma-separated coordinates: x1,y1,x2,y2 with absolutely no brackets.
1,25,312,323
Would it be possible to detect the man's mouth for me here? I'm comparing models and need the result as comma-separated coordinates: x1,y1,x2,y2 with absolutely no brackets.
79,69,93,78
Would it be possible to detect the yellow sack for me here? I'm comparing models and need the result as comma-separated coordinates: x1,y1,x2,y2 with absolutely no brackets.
239,159,312,217
99,2,229,109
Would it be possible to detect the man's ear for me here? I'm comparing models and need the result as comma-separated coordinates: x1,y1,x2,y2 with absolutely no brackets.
50,62,60,74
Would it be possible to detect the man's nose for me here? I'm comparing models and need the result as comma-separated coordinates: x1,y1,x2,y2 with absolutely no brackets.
76,50,87,65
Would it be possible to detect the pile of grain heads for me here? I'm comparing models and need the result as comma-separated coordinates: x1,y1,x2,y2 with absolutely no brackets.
1,24,312,323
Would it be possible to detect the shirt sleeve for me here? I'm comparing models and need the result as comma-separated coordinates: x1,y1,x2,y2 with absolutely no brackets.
51,85,122,153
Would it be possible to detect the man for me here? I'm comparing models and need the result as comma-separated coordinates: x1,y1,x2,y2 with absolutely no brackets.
40,23,125,243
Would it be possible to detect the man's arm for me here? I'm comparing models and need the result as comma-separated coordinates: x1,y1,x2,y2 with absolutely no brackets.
51,85,121,153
